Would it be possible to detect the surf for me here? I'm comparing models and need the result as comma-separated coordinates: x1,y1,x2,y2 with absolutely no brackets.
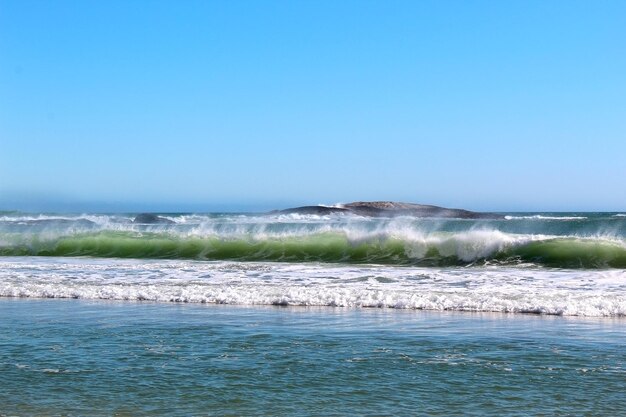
2,257,625,316
2,229,625,268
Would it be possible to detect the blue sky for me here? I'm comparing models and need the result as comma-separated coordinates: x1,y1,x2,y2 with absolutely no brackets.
1,0,625,212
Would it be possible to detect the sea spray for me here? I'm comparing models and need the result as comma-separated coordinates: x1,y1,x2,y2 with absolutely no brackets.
1,212,626,268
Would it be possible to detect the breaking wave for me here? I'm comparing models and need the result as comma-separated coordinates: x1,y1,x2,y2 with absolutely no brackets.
2,230,626,268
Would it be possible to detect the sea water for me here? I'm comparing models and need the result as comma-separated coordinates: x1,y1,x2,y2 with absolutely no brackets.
1,211,626,315
1,300,625,415
1,211,626,414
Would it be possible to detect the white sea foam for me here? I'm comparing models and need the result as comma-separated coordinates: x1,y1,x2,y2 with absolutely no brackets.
505,215,588,220
0,213,133,223
1,257,625,317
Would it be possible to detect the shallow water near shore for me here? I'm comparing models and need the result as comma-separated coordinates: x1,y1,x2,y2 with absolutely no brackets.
1,299,625,416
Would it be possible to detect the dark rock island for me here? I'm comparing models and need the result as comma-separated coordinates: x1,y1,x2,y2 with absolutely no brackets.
132,213,175,224
272,201,503,219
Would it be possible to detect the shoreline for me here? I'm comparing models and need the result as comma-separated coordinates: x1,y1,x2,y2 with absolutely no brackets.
2,295,626,320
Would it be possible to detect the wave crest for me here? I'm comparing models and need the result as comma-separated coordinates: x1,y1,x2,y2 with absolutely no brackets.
2,230,625,268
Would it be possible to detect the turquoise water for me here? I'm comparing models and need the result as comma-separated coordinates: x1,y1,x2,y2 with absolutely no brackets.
1,299,625,416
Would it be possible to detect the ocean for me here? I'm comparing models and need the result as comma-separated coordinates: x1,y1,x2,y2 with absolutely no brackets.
1,211,625,414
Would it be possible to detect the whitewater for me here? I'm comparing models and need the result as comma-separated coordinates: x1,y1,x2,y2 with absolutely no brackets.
1,211,625,316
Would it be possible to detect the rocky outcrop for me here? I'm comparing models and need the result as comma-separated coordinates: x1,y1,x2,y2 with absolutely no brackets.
273,201,503,219
132,213,175,224
272,206,350,215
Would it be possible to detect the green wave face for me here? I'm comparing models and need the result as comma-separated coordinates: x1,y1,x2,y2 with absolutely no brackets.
510,239,626,268
1,232,412,264
2,231,626,268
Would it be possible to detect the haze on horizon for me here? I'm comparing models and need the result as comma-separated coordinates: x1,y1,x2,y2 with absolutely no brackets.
1,0,625,213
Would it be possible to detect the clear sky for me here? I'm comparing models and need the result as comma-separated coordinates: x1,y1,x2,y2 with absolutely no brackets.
1,0,625,212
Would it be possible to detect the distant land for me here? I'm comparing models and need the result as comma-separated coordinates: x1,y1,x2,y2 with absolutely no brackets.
271,201,504,219
129,201,503,223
